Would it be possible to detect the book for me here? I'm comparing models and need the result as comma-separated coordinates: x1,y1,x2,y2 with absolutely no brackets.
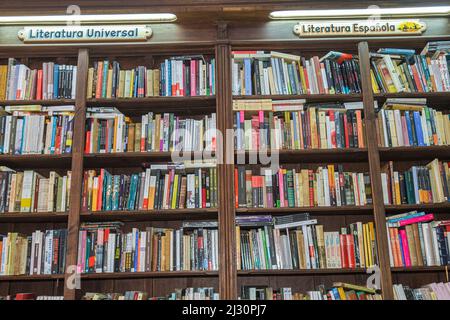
77,221,218,273
87,56,215,98
0,229,67,275
394,281,450,300
1,60,77,100
232,50,361,95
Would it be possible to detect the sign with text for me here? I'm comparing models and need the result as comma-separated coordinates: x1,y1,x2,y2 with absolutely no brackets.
293,20,426,37
18,25,152,43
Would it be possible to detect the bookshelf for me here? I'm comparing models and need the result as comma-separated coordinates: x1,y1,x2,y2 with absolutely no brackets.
0,15,449,300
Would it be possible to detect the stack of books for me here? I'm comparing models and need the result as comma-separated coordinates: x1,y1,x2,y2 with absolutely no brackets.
240,283,382,300
0,59,77,100
234,101,365,150
370,46,450,93
85,108,216,153
0,105,75,155
236,214,377,270
87,55,215,98
376,98,450,147
386,211,450,267
232,50,361,95
77,221,219,273
235,165,372,208
0,229,67,275
82,162,217,212
0,168,72,213
381,159,450,205
393,282,450,300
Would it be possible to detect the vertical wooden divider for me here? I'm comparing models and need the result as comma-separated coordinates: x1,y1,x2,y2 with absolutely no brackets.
216,23,237,299
64,48,89,300
358,41,394,300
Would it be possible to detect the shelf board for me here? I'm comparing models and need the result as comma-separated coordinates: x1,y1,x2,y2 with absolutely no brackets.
236,205,374,215
0,274,65,281
391,266,448,273
379,146,450,161
235,148,368,164
80,271,218,280
86,96,216,114
385,203,450,214
80,208,218,222
238,268,367,276
0,99,76,106
0,154,72,169
84,151,216,168
0,212,68,223
233,93,363,102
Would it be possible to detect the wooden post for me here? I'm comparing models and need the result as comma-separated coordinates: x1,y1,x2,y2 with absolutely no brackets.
358,41,394,300
216,23,237,299
63,48,89,300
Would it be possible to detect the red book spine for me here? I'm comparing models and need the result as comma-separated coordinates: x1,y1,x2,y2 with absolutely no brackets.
329,110,336,148
343,112,350,148
308,170,314,206
339,234,348,268
36,69,43,100
85,120,91,154
303,66,310,94
97,169,104,211
346,234,356,268
95,62,103,99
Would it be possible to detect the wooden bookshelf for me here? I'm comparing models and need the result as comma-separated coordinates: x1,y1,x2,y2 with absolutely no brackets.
0,7,448,300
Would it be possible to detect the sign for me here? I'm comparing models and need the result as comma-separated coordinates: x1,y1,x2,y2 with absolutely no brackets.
18,25,152,43
293,20,426,37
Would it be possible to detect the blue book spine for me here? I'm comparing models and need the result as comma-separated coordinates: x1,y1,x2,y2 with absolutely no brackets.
102,60,109,98
53,64,59,99
421,55,432,91
167,59,172,97
160,62,165,96
411,166,420,204
19,118,25,154
50,116,57,154
244,58,252,95
236,112,241,149
413,111,425,146
378,48,416,56
404,111,414,146
398,233,406,266
331,288,341,300
386,211,425,224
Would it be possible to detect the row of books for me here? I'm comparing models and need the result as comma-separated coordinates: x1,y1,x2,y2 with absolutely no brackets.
0,105,75,155
0,169,72,213
234,104,365,151
376,99,450,147
0,229,67,276
0,59,77,100
386,211,450,267
393,282,450,300
85,108,216,153
82,288,219,300
232,50,362,95
87,56,215,98
234,165,372,208
0,294,64,300
381,159,450,205
370,47,450,93
236,214,378,270
77,221,219,273
81,162,218,212
241,282,381,300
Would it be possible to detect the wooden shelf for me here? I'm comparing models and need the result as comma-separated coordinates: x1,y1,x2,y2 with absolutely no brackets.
84,151,216,168
379,146,450,161
0,274,65,281
80,209,218,222
0,99,76,106
80,271,218,280
0,212,68,223
238,268,367,276
391,266,448,273
86,96,216,114
235,148,368,164
233,93,363,102
0,154,72,169
385,203,450,214
236,205,374,215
